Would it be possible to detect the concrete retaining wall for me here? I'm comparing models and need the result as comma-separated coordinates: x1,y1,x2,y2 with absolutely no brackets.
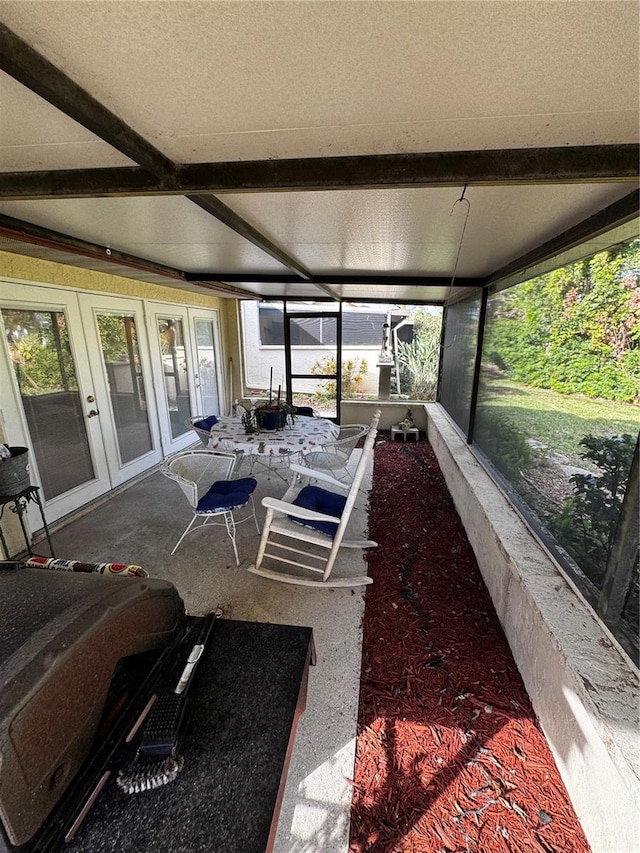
426,403,639,853
340,400,428,431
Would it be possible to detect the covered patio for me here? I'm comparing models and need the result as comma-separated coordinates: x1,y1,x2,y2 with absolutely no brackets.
38,439,374,853
0,2,638,852
28,419,592,853
17,401,637,852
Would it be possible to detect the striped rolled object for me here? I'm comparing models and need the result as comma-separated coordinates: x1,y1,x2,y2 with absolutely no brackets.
24,556,148,578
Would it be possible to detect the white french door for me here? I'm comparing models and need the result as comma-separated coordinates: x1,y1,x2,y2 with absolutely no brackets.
146,304,197,455
0,283,165,527
78,294,163,485
188,307,226,419
0,282,226,530
0,282,112,522
146,304,225,455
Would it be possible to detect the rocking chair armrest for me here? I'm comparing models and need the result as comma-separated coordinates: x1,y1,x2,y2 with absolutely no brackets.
288,464,349,492
261,496,342,524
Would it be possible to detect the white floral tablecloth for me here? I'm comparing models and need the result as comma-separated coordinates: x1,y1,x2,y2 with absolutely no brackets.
207,415,339,458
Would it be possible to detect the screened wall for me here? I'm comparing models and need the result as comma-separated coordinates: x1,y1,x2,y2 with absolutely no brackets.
438,238,640,663
242,302,443,404
438,292,482,438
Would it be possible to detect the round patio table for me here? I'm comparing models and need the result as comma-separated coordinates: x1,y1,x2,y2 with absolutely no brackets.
207,415,339,462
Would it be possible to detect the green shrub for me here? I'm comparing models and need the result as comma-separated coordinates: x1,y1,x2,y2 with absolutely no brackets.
396,310,441,400
553,433,636,587
474,409,532,481
484,239,640,404
309,355,368,398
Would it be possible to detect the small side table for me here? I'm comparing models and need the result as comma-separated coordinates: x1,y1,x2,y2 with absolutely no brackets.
391,426,420,442
0,485,56,560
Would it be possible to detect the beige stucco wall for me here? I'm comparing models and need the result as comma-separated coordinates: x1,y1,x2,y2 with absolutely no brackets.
1,250,223,305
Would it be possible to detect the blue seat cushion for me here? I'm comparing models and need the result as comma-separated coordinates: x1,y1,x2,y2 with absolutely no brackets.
197,477,256,513
294,407,314,417
289,485,346,538
193,415,218,431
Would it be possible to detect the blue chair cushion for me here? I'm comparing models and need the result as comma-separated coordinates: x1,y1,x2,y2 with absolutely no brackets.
197,477,256,513
289,485,346,538
193,415,218,431
294,407,314,417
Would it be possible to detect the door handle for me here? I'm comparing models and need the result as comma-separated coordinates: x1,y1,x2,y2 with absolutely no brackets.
87,409,100,418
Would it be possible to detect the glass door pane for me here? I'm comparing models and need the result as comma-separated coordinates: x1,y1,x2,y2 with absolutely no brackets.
193,317,221,417
95,313,153,464
158,316,192,439
2,308,96,500
147,306,198,455
146,302,198,456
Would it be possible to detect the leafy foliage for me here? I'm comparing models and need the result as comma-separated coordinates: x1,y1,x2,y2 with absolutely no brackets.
97,313,139,363
4,311,141,397
553,433,636,587
396,309,442,400
484,239,640,402
4,310,78,395
309,355,368,398
473,408,532,481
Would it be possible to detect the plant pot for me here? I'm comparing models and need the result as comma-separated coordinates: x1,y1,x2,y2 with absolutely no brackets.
256,409,288,431
0,447,31,496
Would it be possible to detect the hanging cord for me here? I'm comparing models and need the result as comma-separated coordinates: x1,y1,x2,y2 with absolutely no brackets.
447,184,471,301
440,185,471,350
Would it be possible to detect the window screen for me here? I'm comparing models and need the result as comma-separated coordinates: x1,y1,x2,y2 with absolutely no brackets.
438,294,482,436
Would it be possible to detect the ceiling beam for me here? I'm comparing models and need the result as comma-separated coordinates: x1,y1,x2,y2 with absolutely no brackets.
0,23,310,277
0,145,637,201
0,167,162,199
0,23,177,183
180,146,640,192
184,272,483,286
486,189,640,288
0,213,252,297
186,194,312,280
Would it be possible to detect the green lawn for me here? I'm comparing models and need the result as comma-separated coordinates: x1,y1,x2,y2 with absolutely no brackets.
477,379,640,462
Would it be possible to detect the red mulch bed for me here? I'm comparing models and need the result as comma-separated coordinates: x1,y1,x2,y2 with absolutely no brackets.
349,435,591,853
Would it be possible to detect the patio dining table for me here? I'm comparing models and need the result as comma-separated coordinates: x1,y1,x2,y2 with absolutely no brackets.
207,415,339,465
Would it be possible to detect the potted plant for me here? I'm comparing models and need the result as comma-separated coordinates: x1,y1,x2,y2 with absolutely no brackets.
243,371,295,432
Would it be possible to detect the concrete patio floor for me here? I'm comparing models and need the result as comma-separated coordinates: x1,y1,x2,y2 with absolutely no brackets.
40,450,373,853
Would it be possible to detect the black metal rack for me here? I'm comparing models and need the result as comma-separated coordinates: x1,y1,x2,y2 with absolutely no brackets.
0,485,55,560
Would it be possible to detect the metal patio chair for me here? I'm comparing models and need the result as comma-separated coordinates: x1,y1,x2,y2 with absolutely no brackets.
185,414,219,446
299,422,370,483
161,449,258,565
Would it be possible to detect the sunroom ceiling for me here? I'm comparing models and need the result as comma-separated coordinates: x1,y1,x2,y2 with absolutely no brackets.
0,1,638,305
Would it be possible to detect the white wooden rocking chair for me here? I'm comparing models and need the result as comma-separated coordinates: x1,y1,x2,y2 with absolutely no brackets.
248,410,380,588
